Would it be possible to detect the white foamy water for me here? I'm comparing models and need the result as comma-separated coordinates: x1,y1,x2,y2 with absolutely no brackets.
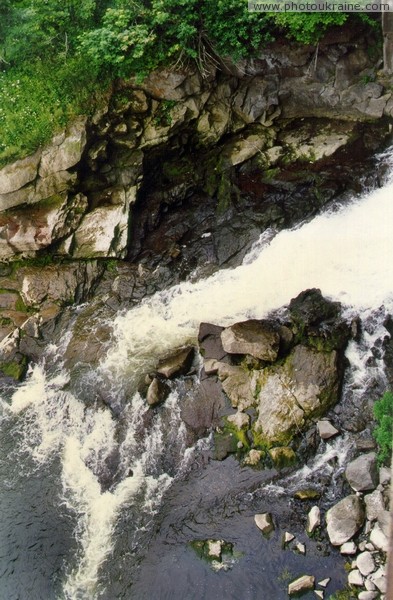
2,367,186,599
103,170,393,387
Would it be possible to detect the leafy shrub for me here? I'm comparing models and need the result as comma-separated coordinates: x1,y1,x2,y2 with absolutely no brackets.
373,391,393,465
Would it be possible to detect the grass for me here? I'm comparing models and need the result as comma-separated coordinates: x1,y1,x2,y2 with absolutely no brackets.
0,57,109,168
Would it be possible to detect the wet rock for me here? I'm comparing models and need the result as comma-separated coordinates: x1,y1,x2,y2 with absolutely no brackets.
326,494,365,546
345,453,378,492
146,377,170,407
213,431,239,461
348,569,364,586
254,513,274,536
296,542,306,555
217,363,253,411
306,506,321,534
284,532,295,544
288,575,315,596
294,488,321,501
220,319,280,362
253,345,340,445
198,323,226,361
289,288,340,329
207,540,222,560
156,346,194,378
340,541,357,555
317,420,339,440
356,551,376,576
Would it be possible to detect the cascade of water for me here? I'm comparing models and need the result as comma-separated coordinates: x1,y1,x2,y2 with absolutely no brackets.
1,147,393,599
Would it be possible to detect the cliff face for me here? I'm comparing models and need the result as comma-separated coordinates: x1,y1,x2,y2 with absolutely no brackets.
0,28,392,372
0,28,392,263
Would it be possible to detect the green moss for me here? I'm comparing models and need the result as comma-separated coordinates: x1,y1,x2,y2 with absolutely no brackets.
0,357,28,381
269,446,297,469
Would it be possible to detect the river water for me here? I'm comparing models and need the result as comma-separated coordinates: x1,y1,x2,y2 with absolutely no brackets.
1,148,393,599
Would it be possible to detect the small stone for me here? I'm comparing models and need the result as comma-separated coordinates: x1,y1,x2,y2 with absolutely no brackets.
365,521,372,535
340,541,357,555
269,446,296,469
207,540,222,560
370,523,389,552
237,441,244,449
317,578,330,588
365,543,375,552
365,579,376,591
348,569,363,586
317,420,339,439
370,574,387,594
296,542,306,555
358,592,379,600
284,532,295,544
306,506,321,534
294,488,320,500
315,591,324,599
227,411,250,429
204,358,219,375
254,513,274,536
356,551,376,576
288,575,315,596
146,377,170,407
379,466,391,485
245,449,263,465
358,541,366,552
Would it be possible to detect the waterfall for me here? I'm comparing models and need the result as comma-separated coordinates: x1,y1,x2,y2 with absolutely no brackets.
1,148,393,599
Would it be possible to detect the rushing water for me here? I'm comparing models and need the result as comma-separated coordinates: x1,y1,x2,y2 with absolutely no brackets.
1,148,393,599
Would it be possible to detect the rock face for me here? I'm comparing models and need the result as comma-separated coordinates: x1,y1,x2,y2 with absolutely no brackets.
326,495,365,546
345,453,379,492
0,25,391,266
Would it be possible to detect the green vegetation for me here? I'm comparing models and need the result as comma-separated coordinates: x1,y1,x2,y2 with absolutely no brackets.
0,2,380,166
373,391,393,465
0,357,28,381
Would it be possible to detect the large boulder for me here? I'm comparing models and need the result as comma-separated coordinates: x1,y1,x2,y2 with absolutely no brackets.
326,495,365,546
345,453,379,492
252,345,340,445
220,319,281,362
